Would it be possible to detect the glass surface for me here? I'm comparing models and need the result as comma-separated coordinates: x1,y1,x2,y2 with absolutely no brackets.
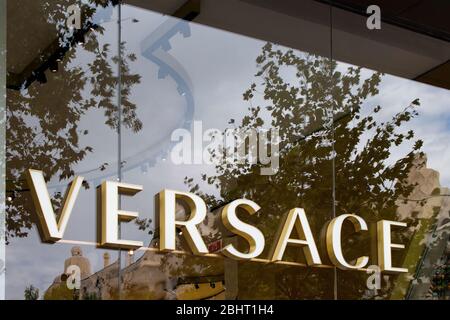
6,0,120,300
4,0,450,300
119,1,334,299
331,6,450,299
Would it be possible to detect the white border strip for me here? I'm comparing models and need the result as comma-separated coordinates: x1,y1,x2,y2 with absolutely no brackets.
0,0,6,300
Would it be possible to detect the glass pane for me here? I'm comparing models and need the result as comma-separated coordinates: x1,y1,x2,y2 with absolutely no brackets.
331,2,450,300
118,0,334,299
9,0,448,301
6,0,120,300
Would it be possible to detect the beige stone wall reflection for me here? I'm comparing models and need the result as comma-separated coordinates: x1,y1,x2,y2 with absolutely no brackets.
392,155,450,299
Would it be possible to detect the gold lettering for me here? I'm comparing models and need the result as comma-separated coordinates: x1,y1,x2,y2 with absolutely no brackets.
377,220,408,273
157,189,208,255
271,208,321,265
26,169,83,242
99,181,143,249
221,199,265,259
326,214,369,270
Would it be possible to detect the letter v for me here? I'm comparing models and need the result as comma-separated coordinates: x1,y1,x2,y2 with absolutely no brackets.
25,169,84,242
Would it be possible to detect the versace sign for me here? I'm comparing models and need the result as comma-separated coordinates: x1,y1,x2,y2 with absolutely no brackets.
26,169,408,274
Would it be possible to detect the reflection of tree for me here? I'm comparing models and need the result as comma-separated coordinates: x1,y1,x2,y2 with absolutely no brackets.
24,284,39,300
429,255,450,299
184,43,424,299
43,283,73,300
6,0,141,241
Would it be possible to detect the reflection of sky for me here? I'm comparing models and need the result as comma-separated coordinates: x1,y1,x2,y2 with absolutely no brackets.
361,74,450,186
6,5,450,299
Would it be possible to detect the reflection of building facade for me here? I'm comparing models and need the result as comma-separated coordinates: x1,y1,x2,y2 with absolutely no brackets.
44,156,450,300
398,156,450,299
369,155,449,300
45,244,226,300
45,204,226,300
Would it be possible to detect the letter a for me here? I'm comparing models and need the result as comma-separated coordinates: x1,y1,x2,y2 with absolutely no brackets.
271,208,322,265
366,5,381,30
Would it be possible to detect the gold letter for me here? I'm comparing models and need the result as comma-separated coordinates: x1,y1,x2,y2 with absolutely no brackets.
26,169,83,242
326,214,369,270
221,199,264,260
99,181,143,249
271,208,321,265
157,189,208,255
377,220,408,273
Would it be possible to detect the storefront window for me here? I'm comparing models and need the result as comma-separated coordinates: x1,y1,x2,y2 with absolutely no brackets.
3,0,449,300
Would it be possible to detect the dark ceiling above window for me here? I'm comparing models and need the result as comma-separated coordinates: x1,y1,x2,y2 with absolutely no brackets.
318,0,450,43
7,0,450,90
